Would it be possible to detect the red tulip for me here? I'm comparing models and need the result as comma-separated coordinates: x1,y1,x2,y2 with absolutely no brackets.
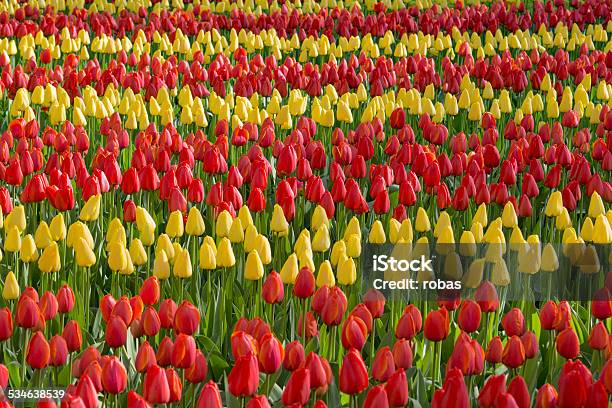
281,367,311,406
305,352,328,391
395,304,422,339
101,357,127,395
283,341,305,371
297,311,318,339
320,286,347,326
16,295,40,329
26,331,50,369
591,288,612,320
539,301,558,330
385,369,409,407
159,299,177,328
56,285,75,313
49,335,68,367
140,277,160,305
457,300,481,333
75,375,98,408
142,306,161,337
341,314,368,350
172,333,196,369
262,271,284,304
372,346,395,382
502,336,526,369
143,365,170,404
196,381,222,408
502,308,525,337
246,395,271,408
556,328,580,359
0,307,13,341
392,339,413,369
431,368,469,408
228,353,259,397
478,374,506,407
186,349,208,384
258,333,283,374
0,363,7,388
174,300,200,335
474,281,499,313
105,316,127,348
485,336,503,364
99,294,116,323
588,322,609,350
165,368,183,403
293,267,316,299
363,384,389,408
424,308,450,342
558,362,591,408
135,340,157,373
507,376,529,408
520,331,538,359
535,384,558,408
339,349,368,395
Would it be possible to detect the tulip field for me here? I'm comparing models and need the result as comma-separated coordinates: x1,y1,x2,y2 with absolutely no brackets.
1,0,612,406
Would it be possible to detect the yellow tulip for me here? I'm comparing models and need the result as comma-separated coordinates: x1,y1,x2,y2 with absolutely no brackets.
459,231,477,257
471,222,483,243
238,206,253,230
463,258,485,288
79,194,101,221
75,237,96,268
337,256,356,285
38,242,61,273
244,224,259,253
129,238,147,266
2,271,19,300
473,203,488,227
344,217,361,241
444,252,463,280
311,205,329,231
280,253,299,284
298,250,315,272
153,250,170,279
388,218,401,244
229,218,245,243
5,205,26,232
316,260,335,287
501,202,518,228
166,210,184,238
270,204,289,236
50,214,66,241
312,225,331,252
588,191,605,218
593,214,612,244
368,220,386,244
108,242,128,272
433,212,451,238
578,245,600,274
186,207,205,236
173,249,192,278
199,241,216,270
545,191,563,217
217,238,236,268
156,234,175,261
345,234,361,258
34,221,53,249
4,226,21,253
255,235,272,265
140,224,156,247
245,250,264,281
136,206,156,233
541,244,559,272
19,234,38,263
415,207,431,232
491,259,510,286
556,208,572,230
216,210,233,238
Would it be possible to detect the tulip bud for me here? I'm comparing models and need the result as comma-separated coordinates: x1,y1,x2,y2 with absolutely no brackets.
26,331,50,369
2,271,19,300
339,349,368,395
